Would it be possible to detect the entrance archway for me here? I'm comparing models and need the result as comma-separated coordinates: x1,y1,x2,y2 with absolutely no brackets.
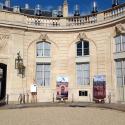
0,63,7,101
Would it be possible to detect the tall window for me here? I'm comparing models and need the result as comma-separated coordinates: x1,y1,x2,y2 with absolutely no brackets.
76,63,90,85
77,40,89,56
36,64,51,87
115,35,125,52
36,42,50,57
116,60,125,86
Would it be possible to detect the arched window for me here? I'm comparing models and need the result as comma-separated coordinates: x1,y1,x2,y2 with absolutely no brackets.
36,42,51,57
76,40,89,56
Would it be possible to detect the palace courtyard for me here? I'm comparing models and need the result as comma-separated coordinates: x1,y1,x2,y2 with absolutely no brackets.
0,107,125,125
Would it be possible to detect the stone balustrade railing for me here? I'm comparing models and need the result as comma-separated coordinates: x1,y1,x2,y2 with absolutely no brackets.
26,16,60,27
26,3,125,28
104,3,125,20
66,14,97,26
1,3,125,28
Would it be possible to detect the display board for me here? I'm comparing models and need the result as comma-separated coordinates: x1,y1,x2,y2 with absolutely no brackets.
30,84,37,93
93,75,106,102
56,76,68,100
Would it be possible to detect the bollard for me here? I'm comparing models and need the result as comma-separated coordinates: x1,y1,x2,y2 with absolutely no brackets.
53,93,54,103
26,93,29,103
6,94,9,104
72,93,74,103
23,94,25,104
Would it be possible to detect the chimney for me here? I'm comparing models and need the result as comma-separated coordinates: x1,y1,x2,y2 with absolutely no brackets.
63,0,68,17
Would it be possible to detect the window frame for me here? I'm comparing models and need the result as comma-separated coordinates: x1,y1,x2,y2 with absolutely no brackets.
116,59,125,86
76,40,89,57
36,41,51,57
36,63,51,87
76,63,90,86
115,35,125,53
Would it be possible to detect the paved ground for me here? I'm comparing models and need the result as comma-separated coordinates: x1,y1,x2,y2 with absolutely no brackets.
1,102,125,112
0,107,125,125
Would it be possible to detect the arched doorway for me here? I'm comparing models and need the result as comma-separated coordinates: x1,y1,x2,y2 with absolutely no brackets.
0,63,7,101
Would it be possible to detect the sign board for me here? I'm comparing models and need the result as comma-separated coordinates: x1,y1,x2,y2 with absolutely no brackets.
93,75,106,102
30,84,37,93
56,76,68,100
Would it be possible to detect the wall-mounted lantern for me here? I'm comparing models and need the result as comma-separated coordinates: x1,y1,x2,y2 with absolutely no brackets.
15,51,25,78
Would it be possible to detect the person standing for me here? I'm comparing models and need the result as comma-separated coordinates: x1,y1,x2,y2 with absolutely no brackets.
30,79,37,103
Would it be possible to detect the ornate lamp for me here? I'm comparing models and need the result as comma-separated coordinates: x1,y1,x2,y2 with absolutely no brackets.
15,51,25,78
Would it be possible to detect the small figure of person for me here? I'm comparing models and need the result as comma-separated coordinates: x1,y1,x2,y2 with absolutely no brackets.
108,93,112,104
18,94,23,104
30,79,37,103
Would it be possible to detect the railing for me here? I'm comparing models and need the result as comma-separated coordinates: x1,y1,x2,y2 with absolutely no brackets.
27,16,60,27
66,14,97,26
1,3,125,28
104,3,125,20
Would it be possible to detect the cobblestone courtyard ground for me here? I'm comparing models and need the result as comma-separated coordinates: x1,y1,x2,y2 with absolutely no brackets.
0,107,125,125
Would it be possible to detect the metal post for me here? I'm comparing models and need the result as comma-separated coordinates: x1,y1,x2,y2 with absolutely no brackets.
23,94,25,104
26,93,29,103
53,93,54,103
72,93,74,103
6,94,9,104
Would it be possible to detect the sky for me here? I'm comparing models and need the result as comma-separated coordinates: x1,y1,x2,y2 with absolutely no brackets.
1,0,125,15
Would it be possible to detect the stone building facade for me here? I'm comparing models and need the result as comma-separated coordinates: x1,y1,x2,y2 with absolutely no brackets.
0,1,125,103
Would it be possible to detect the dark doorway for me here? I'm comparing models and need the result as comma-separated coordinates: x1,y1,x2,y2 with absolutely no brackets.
0,63,7,101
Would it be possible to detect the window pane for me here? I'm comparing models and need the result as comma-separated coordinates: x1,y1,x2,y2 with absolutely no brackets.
117,77,123,86
77,41,89,56
123,60,125,69
36,42,50,57
84,41,89,48
116,61,122,68
122,36,125,51
84,48,89,55
37,42,43,49
116,69,122,77
116,44,121,52
36,64,50,86
44,49,50,56
115,36,121,44
77,63,90,85
77,48,82,56
115,36,121,52
77,42,82,49
44,43,50,56
116,60,125,86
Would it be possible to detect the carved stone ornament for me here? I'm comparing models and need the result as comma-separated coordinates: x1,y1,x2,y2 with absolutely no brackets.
77,32,89,41
39,33,49,41
0,33,9,49
115,23,125,35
